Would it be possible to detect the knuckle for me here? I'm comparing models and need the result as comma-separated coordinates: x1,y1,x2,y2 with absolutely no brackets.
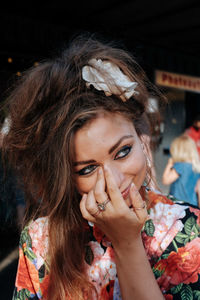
108,186,115,194
81,210,87,219
94,189,102,199
86,202,95,211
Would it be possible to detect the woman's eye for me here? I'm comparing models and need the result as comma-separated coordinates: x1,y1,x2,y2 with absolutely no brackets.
76,165,97,176
115,145,132,160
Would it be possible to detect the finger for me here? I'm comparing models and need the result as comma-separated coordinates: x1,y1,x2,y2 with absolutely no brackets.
104,165,125,206
87,190,103,217
130,183,148,220
80,193,98,222
94,167,107,203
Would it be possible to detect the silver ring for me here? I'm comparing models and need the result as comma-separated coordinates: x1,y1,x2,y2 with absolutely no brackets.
97,198,110,211
133,201,146,210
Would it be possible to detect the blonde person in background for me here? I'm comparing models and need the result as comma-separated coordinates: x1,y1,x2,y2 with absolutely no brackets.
162,134,200,207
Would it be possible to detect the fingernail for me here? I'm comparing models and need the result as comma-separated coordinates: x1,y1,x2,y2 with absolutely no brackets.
82,193,87,200
104,165,109,172
131,182,136,190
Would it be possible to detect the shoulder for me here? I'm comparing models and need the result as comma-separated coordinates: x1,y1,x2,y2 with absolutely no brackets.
143,190,200,257
20,217,49,269
173,162,192,172
28,216,49,239
146,190,192,233
20,217,49,245
148,191,199,224
14,217,49,299
147,189,200,217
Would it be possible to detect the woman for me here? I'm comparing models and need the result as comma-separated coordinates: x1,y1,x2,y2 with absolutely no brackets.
162,134,200,207
3,34,200,299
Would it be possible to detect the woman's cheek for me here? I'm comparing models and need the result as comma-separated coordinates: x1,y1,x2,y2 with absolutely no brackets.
129,150,146,171
75,176,97,195
129,153,146,181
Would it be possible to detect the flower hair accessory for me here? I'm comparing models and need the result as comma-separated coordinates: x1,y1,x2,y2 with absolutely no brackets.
82,58,139,101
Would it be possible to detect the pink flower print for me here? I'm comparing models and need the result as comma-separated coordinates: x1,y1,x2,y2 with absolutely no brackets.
89,241,105,262
145,203,186,256
87,242,116,294
155,238,200,291
29,217,49,269
189,206,200,225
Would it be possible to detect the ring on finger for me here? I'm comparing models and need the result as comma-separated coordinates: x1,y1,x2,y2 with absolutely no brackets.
92,209,101,217
97,198,110,212
133,201,146,211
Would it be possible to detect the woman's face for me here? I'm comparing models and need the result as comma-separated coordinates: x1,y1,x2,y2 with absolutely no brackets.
73,113,147,207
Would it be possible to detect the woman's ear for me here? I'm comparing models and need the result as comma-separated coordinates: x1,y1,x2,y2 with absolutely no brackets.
140,133,150,148
140,133,151,158
140,133,158,190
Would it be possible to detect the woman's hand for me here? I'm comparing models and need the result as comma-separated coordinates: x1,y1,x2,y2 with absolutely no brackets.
80,166,164,299
80,165,148,248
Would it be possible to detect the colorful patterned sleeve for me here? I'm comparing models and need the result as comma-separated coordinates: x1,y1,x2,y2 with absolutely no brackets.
12,217,49,300
143,191,200,299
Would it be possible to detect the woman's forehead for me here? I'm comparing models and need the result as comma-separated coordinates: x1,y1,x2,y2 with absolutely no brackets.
79,113,135,137
81,111,133,129
73,114,137,157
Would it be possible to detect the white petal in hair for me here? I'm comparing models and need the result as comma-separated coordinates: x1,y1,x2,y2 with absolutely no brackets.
82,59,139,101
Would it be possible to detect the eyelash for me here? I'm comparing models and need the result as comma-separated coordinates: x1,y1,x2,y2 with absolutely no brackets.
114,145,132,160
76,145,132,176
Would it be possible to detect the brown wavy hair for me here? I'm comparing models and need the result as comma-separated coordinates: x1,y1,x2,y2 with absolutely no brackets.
2,33,165,299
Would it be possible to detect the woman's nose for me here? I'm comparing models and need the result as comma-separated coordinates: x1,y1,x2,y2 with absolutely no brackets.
105,164,125,187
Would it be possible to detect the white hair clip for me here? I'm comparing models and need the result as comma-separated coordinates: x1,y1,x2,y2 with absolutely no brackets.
82,58,139,101
1,117,11,135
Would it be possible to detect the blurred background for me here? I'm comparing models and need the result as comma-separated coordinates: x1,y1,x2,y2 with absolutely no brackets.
1,0,200,298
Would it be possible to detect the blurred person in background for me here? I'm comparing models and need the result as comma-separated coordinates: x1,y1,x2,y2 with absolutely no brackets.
184,113,200,156
162,134,200,207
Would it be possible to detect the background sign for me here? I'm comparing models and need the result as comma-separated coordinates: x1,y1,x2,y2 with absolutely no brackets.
155,70,200,93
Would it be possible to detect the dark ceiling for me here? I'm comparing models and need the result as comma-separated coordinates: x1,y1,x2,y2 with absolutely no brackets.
1,0,200,76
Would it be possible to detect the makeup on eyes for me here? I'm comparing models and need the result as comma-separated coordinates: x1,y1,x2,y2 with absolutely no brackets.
75,164,98,176
114,145,132,160
75,143,133,176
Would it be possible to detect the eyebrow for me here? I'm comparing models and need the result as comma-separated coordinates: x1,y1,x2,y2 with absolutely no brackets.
74,134,134,166
108,134,133,154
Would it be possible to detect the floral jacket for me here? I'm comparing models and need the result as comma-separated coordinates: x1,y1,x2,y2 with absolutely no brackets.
12,191,200,299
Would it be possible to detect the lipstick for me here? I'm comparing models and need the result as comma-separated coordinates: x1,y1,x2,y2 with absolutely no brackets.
121,183,132,199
